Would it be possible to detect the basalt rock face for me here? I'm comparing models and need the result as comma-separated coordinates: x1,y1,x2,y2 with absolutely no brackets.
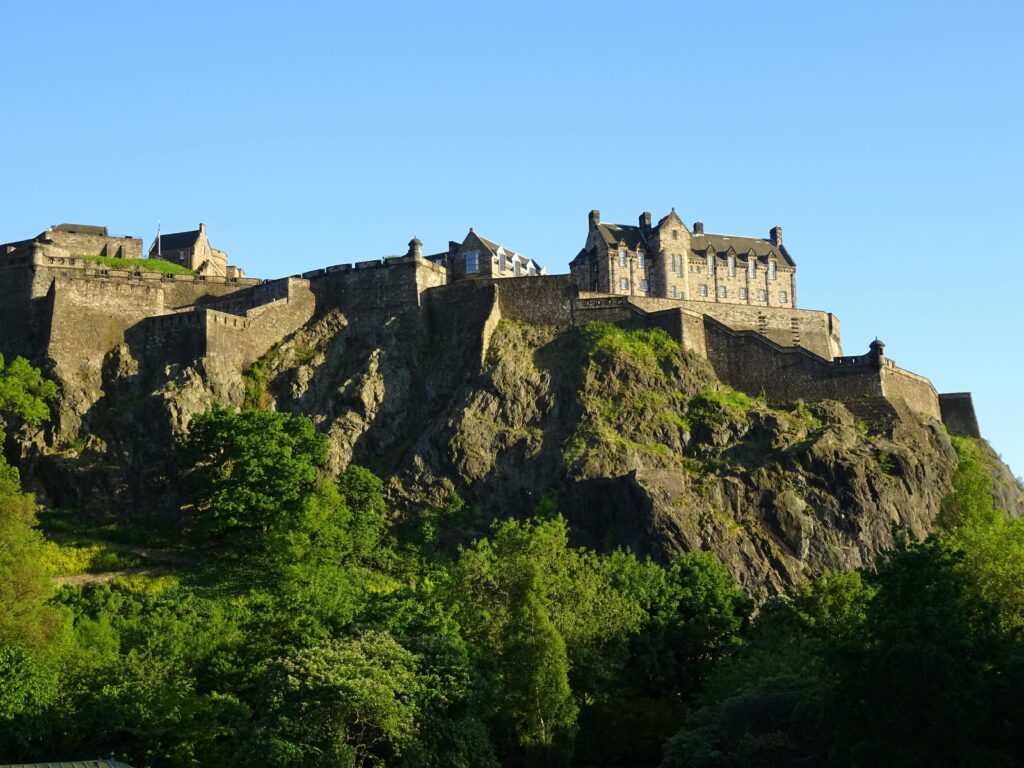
13,310,1023,598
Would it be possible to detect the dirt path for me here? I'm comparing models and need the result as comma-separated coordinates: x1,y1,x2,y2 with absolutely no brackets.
51,543,196,586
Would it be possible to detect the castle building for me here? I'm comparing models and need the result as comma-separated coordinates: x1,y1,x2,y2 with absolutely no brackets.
569,209,797,308
2,223,143,260
422,228,545,281
149,223,244,278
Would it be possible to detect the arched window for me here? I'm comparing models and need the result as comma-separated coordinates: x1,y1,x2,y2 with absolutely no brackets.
699,284,709,297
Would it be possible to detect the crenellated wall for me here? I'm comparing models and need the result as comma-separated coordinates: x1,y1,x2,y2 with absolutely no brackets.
0,241,971,438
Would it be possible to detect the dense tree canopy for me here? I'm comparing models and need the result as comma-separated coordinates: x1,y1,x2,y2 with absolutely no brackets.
0,392,1021,767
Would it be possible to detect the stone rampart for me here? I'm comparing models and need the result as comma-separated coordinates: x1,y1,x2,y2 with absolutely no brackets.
307,255,447,323
879,365,941,421
47,276,167,374
494,275,577,328
622,295,843,360
939,393,982,439
702,317,942,420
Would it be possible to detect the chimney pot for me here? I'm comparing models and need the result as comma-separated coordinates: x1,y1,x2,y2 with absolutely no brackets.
770,225,783,245
588,209,601,228
693,221,704,234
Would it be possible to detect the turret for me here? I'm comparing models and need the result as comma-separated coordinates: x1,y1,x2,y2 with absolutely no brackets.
407,237,422,259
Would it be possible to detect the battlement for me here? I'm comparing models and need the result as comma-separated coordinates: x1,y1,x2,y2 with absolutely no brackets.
0,216,979,441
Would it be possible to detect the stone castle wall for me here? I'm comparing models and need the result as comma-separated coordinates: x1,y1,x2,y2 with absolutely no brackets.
0,238,974,439
938,393,982,439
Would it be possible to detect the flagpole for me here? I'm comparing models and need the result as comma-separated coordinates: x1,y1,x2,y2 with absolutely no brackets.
157,221,161,257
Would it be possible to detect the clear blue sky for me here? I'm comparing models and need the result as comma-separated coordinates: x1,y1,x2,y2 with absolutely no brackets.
2,1,1022,477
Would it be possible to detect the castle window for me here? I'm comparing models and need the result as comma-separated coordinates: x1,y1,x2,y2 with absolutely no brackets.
718,286,727,299
670,253,676,271
620,277,629,291
748,258,756,278
759,289,768,302
671,286,677,298
465,251,479,273
728,256,736,277
499,253,507,273
619,248,627,267
707,252,715,275
640,279,649,292
672,230,678,240
769,261,777,280
739,288,748,300
779,290,788,304
638,250,645,269
699,284,708,297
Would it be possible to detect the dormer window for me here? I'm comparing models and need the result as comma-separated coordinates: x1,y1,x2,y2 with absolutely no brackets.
748,258,756,279
619,248,627,267
728,255,736,277
707,252,715,275
465,250,479,273
769,260,777,280
499,253,507,273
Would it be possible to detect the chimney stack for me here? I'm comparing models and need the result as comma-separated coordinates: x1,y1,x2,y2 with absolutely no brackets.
638,211,652,232
693,221,704,234
408,237,422,259
770,225,783,246
588,209,601,229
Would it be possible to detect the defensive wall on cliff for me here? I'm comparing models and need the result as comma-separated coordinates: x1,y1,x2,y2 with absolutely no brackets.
0,242,978,439
433,276,971,434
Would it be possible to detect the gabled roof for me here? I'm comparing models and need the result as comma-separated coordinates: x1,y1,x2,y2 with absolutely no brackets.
691,233,794,266
151,229,200,253
595,222,646,250
466,231,545,273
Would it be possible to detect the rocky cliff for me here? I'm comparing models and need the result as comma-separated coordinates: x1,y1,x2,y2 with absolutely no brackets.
12,299,1022,599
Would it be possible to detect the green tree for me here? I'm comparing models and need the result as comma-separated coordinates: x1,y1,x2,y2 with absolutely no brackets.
0,458,63,652
236,631,422,768
0,353,59,429
178,405,328,566
498,564,577,765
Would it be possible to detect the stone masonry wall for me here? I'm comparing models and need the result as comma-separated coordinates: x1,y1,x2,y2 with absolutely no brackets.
703,318,884,404
880,365,941,421
42,229,143,260
939,393,982,439
626,295,842,360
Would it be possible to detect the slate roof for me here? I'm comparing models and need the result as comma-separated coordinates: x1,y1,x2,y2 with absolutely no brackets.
595,223,647,250
150,229,200,254
52,224,109,236
692,233,795,266
470,232,545,274
593,220,795,266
